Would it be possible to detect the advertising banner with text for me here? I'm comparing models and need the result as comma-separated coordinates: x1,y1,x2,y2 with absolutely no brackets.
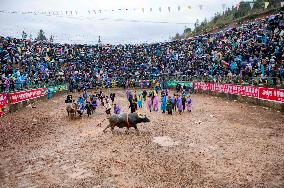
194,82,284,103
9,88,45,104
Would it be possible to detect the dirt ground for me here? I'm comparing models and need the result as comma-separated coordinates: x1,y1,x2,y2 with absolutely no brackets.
0,89,284,188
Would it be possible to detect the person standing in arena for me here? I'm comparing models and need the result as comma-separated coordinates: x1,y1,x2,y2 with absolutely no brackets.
161,93,167,113
186,96,192,112
110,93,115,104
137,92,143,108
177,94,183,115
166,96,173,115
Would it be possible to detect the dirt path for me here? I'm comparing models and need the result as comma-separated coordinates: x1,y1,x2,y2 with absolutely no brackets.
1,90,284,187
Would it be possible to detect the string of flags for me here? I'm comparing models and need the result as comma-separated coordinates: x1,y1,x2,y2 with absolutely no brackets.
0,1,282,17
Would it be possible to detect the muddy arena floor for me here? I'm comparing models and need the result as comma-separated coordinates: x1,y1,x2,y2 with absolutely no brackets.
0,89,284,188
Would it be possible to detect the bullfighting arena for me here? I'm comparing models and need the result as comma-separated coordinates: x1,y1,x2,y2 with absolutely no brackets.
0,90,283,187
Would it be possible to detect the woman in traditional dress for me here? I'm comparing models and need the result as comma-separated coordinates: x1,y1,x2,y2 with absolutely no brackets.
147,95,152,112
114,104,121,114
176,95,183,115
186,96,192,112
160,93,167,113
137,93,143,108
153,94,159,111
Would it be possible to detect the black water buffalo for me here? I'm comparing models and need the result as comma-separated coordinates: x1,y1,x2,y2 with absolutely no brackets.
103,113,150,133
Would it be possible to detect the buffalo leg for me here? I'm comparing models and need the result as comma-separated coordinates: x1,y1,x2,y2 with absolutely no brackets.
103,124,113,133
134,125,140,134
111,126,115,133
125,127,130,134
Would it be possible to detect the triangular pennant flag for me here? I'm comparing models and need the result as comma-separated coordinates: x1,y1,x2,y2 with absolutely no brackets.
88,10,91,14
236,3,240,10
159,7,162,12
199,5,203,10
264,2,269,9
168,7,171,12
250,2,254,9
281,2,284,7
178,6,181,11
142,8,144,13
188,5,192,10
150,8,152,12
93,10,96,14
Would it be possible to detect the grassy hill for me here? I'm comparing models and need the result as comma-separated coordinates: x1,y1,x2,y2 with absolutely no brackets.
174,0,283,39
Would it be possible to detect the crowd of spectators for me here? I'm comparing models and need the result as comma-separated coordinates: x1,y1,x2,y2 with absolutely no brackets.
0,11,283,93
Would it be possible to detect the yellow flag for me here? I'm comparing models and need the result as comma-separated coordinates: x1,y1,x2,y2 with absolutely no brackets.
188,5,192,10
264,2,269,9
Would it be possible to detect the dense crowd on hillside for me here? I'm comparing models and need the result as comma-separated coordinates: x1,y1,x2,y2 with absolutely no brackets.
0,11,283,93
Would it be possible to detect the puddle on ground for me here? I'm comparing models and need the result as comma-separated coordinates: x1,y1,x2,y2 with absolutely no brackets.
152,136,180,147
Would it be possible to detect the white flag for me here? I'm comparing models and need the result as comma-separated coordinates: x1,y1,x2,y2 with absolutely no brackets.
249,2,254,9
264,2,269,9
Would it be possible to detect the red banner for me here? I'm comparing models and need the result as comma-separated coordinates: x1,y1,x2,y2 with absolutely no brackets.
259,87,284,103
194,82,284,103
9,88,45,104
0,93,8,106
0,93,9,116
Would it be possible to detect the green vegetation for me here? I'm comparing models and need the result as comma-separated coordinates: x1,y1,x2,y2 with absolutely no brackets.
178,0,282,39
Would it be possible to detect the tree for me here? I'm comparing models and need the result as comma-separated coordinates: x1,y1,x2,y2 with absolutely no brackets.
174,33,181,40
184,27,192,33
36,29,47,41
50,35,54,43
22,31,27,39
194,19,200,29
